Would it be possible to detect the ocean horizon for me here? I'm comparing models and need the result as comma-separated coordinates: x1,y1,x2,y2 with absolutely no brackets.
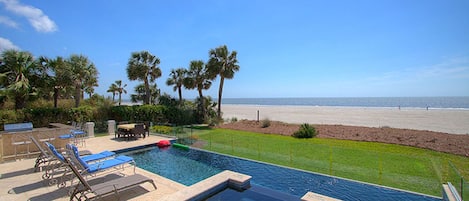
220,97,469,109
120,96,469,109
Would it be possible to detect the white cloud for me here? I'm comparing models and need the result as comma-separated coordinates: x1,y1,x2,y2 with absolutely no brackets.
0,15,18,28
0,0,57,33
0,37,20,53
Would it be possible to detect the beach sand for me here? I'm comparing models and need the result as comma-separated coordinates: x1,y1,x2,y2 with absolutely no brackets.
221,104,469,135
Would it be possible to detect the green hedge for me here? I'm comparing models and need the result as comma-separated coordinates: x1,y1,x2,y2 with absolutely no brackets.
0,104,199,131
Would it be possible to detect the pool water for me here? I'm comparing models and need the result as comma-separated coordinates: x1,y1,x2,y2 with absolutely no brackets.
127,146,441,201
206,185,301,201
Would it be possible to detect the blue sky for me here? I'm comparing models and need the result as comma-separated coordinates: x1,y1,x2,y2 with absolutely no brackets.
1,0,468,99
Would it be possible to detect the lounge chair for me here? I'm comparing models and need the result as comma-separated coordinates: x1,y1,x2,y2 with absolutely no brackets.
65,156,156,201
67,143,136,175
65,144,115,163
30,136,92,172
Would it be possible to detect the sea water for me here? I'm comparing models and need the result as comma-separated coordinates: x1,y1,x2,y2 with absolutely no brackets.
221,97,469,109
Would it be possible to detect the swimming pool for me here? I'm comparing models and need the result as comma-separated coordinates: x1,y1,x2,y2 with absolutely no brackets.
126,146,441,201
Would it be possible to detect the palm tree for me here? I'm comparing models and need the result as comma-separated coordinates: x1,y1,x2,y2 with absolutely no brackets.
67,54,99,107
37,56,71,108
207,45,240,119
184,60,212,122
126,51,161,105
130,83,158,104
0,50,37,109
115,80,127,106
166,68,187,105
107,83,118,102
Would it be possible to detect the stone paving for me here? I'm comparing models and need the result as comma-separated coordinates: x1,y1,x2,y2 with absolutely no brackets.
0,134,186,201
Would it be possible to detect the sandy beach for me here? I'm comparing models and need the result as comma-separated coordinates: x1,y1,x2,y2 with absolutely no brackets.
221,104,469,135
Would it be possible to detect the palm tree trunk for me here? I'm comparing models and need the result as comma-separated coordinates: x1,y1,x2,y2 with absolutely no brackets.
118,92,122,106
198,89,205,122
217,77,224,119
177,86,183,105
144,79,150,105
15,94,26,110
74,85,81,107
53,87,59,108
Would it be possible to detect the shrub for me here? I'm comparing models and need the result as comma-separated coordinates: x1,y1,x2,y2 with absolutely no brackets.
292,123,317,138
231,117,238,122
151,125,173,134
261,118,271,128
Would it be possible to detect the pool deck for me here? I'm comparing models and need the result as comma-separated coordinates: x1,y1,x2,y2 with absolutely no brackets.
0,134,188,201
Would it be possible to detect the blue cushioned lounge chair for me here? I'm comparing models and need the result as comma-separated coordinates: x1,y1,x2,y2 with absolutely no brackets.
67,143,136,175
65,144,115,163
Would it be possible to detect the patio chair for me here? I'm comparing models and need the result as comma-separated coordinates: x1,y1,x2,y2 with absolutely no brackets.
131,124,145,140
144,121,150,138
65,156,156,201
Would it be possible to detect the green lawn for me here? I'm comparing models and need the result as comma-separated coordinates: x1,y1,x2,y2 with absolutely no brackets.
189,128,469,197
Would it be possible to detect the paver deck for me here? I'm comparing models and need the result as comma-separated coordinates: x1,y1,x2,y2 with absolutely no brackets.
0,134,187,201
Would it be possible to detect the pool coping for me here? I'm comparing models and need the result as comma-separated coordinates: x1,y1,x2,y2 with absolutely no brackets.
157,170,251,201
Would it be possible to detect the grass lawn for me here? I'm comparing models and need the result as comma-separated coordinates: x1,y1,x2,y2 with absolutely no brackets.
189,128,469,197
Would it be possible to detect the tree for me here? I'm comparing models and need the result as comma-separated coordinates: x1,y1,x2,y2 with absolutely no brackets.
107,83,118,102
127,51,161,105
166,68,187,105
115,80,127,106
0,50,37,109
184,60,212,122
207,45,240,119
67,54,99,107
130,83,159,104
37,56,71,108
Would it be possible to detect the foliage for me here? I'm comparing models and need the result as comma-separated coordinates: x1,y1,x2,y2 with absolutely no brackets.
0,50,38,109
127,50,161,105
107,83,118,102
69,105,95,123
194,96,217,124
292,123,317,138
166,68,187,105
115,80,127,106
207,45,240,118
230,117,238,122
67,54,99,107
151,125,173,134
184,60,212,122
24,107,69,127
130,83,159,105
0,109,25,130
261,118,271,128
135,104,165,123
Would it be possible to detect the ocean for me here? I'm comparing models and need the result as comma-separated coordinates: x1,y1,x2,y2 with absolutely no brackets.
221,97,469,109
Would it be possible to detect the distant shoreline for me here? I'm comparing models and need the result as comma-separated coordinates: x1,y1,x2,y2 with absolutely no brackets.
221,97,469,109
220,104,469,135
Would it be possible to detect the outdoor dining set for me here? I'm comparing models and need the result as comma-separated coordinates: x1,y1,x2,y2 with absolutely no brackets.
115,122,149,141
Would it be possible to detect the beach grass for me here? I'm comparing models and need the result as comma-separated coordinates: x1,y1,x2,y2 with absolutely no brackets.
193,128,469,196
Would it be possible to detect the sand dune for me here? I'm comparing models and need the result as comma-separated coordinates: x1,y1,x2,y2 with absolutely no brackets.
221,104,469,135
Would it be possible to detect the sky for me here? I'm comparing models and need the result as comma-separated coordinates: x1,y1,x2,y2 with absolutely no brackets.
1,0,468,100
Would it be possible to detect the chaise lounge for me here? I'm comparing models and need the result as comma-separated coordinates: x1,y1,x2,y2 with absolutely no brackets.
65,156,156,200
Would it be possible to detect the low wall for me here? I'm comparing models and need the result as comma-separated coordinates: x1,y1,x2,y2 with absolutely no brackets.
0,123,73,162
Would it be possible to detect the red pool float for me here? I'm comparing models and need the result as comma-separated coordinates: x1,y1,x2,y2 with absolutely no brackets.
156,140,171,148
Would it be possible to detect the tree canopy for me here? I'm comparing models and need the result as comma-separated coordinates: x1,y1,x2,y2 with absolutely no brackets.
127,51,161,105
